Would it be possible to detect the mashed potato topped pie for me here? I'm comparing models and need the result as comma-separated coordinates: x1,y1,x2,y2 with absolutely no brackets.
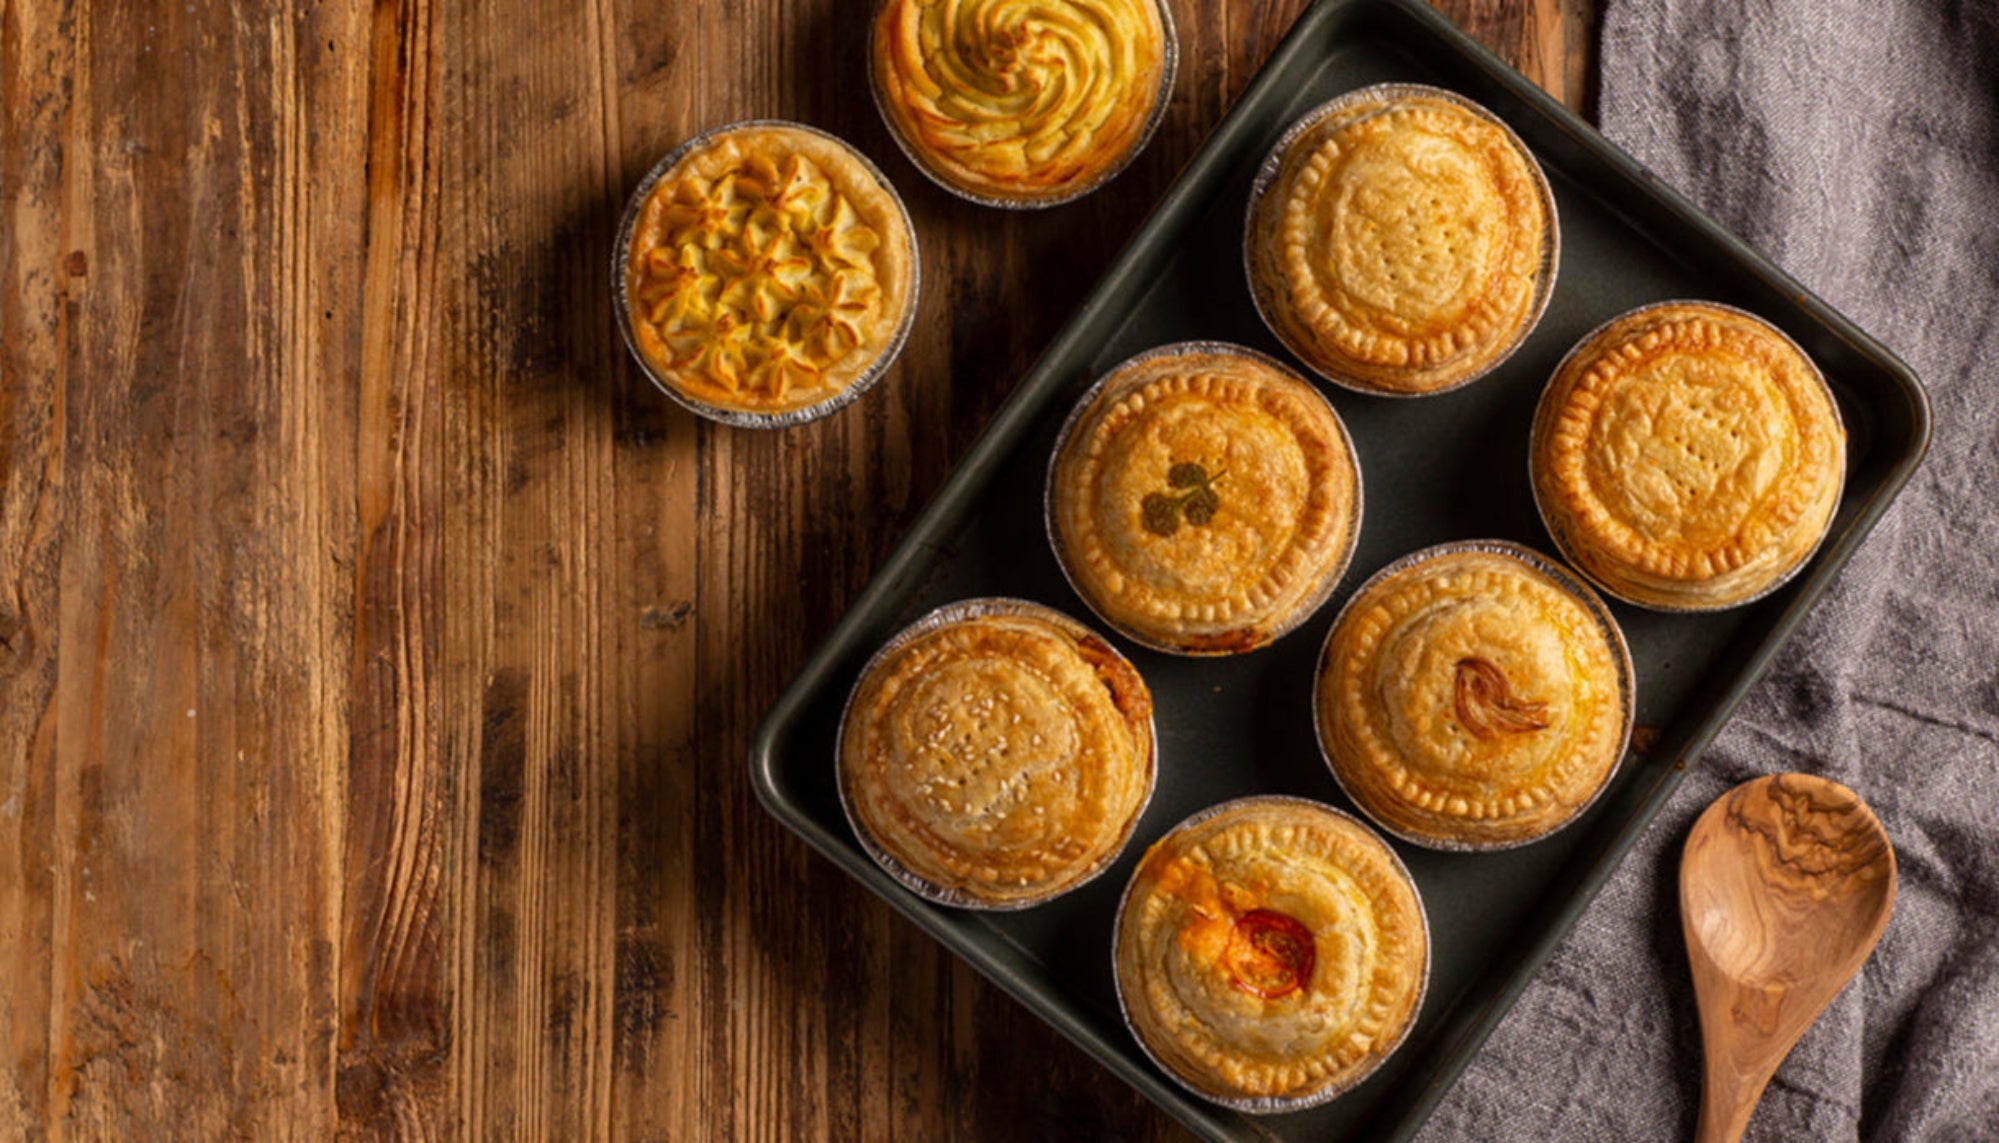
1530,301,1845,610
1114,796,1428,1110
1315,542,1633,850
1047,343,1362,655
618,121,916,422
838,599,1154,908
871,0,1173,205
1246,84,1554,395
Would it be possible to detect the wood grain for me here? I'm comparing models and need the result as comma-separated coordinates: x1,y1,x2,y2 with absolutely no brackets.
0,1,1594,1137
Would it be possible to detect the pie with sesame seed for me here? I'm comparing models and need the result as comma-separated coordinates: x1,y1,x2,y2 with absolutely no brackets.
1113,796,1428,1109
1246,84,1554,395
1315,542,1633,850
838,600,1154,908
1530,301,1846,610
621,122,916,419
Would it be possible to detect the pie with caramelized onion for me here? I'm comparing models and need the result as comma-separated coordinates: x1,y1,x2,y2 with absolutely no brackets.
870,0,1172,205
1315,542,1633,850
1114,796,1428,1109
839,599,1154,908
1246,84,1554,395
1530,301,1846,610
620,122,916,419
1047,343,1361,656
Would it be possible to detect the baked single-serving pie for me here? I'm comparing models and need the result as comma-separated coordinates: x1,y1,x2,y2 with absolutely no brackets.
1114,796,1428,1110
1047,342,1362,655
870,0,1173,206
616,121,918,424
1246,84,1555,395
1315,542,1633,850
838,599,1155,908
1530,301,1846,610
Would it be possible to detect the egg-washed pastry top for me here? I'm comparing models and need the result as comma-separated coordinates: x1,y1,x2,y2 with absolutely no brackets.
1316,543,1632,850
1048,344,1361,655
621,123,916,418
1531,301,1845,610
1114,796,1428,1109
1247,85,1553,395
871,0,1171,205
839,600,1155,908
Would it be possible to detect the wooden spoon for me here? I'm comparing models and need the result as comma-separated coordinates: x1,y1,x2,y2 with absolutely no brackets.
1680,773,1896,1143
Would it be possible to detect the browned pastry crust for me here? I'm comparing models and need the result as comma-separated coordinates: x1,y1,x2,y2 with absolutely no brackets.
1114,796,1428,1108
623,124,915,416
871,0,1170,204
1048,344,1361,655
839,602,1154,907
1316,544,1633,850
1247,86,1552,395
1530,302,1845,610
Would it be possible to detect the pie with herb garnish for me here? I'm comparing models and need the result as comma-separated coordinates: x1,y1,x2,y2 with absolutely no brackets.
1531,301,1846,610
622,123,916,417
1047,343,1361,656
1316,543,1632,850
1114,796,1428,1109
839,600,1154,908
870,0,1171,204
1247,85,1553,395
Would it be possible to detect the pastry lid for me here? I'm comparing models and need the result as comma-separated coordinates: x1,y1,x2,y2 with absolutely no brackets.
834,596,1159,910
611,118,920,428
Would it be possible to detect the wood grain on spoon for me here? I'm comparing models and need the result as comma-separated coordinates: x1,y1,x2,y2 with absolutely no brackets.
1681,774,1896,1143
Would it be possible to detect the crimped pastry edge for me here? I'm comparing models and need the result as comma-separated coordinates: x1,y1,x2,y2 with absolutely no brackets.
1311,539,1636,853
835,596,1158,910
611,119,920,427
1109,794,1432,1113
1241,82,1560,397
1043,340,1365,656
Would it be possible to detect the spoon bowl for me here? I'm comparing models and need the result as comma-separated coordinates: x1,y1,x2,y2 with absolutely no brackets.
1680,773,1895,1143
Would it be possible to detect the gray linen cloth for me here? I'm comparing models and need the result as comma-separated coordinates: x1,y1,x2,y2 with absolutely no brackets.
1422,1,1999,1139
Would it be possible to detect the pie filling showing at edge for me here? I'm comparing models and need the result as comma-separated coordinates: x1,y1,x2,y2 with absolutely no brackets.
841,607,1153,906
872,0,1168,201
1318,546,1628,849
1050,346,1359,654
1250,88,1549,394
1115,798,1427,1104
624,124,914,415
1532,301,1845,609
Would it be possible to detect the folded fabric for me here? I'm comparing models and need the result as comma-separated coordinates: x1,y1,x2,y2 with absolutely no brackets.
1421,1,1999,1139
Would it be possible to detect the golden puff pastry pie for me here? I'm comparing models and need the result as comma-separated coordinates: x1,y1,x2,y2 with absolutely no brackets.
617,121,917,424
1315,542,1634,850
838,599,1155,908
1047,342,1362,656
1246,84,1555,395
1531,301,1846,610
1114,796,1428,1110
870,0,1173,206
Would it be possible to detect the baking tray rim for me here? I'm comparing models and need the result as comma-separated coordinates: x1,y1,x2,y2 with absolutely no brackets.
746,0,1934,1138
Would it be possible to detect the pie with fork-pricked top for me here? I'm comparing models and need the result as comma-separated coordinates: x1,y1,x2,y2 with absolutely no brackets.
1315,542,1633,851
1113,796,1428,1110
871,0,1172,205
1246,85,1554,395
1530,301,1845,610
838,600,1155,909
622,123,916,418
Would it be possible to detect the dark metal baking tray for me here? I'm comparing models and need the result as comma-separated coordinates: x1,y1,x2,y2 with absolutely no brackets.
748,0,1931,1138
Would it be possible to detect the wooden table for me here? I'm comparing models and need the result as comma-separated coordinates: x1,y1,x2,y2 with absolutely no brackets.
0,1,1593,1136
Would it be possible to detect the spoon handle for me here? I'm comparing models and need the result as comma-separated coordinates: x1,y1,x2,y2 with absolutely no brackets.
1692,985,1781,1143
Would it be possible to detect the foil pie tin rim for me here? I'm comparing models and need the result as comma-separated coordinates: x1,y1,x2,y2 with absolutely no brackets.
1310,538,1638,854
610,117,920,429
1041,339,1366,658
1108,793,1433,1114
834,595,1160,912
1240,81,1562,399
